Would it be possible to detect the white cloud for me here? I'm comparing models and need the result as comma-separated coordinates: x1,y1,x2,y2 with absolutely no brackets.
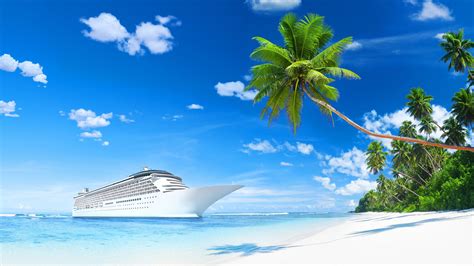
1,55,48,84
18,61,48,84
323,147,369,179
412,0,453,21
404,0,418,5
0,100,19,117
18,61,43,77
81,13,178,56
80,130,102,138
118,114,134,123
80,13,129,42
243,140,316,155
130,22,173,55
362,104,451,147
162,114,183,121
215,81,257,101
243,74,252,81
282,141,297,152
296,142,314,155
59,110,66,116
102,141,110,146
313,176,336,191
363,108,414,149
0,54,19,72
243,139,278,153
155,15,181,26
280,161,293,167
434,32,445,40
345,41,362,51
347,31,444,55
249,0,301,12
335,178,377,196
187,104,204,110
69,109,113,129
431,105,451,138
32,74,48,84
346,199,357,207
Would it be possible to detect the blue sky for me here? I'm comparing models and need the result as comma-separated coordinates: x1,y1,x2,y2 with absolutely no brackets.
1,0,473,213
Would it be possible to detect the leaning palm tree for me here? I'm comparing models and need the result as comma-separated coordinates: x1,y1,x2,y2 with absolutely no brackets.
247,13,474,152
406,88,433,120
366,141,420,197
468,69,474,88
399,121,418,138
366,141,388,174
452,88,474,129
419,116,437,138
441,117,468,146
440,29,474,73
391,140,413,171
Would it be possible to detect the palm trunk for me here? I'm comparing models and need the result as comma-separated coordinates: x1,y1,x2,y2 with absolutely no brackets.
397,178,421,197
301,86,474,152
391,168,425,186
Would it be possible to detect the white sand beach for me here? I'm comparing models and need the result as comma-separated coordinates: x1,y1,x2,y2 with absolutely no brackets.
214,210,473,265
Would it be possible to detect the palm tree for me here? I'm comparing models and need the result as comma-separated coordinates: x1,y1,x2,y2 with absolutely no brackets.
468,69,474,88
366,141,387,174
399,121,418,138
441,117,468,146
440,29,474,73
419,116,436,138
365,141,420,197
391,140,413,171
406,88,433,120
247,13,474,152
452,88,474,129
376,174,402,206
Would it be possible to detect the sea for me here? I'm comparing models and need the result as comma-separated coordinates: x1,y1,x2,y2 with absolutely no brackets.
0,212,352,264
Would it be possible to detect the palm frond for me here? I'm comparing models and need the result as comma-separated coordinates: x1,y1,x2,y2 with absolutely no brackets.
311,37,353,68
278,13,298,58
294,14,326,59
251,37,292,67
319,67,361,79
305,69,331,84
287,81,303,132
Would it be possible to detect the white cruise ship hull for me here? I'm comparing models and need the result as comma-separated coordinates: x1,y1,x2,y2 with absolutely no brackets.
72,185,242,218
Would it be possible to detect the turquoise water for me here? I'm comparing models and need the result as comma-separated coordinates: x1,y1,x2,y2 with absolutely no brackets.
1,213,351,264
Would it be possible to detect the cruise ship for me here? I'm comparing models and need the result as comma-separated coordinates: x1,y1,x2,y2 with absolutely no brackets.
72,168,242,218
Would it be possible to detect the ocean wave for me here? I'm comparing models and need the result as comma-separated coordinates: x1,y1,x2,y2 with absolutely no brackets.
209,212,289,216
0,213,16,217
1,213,70,218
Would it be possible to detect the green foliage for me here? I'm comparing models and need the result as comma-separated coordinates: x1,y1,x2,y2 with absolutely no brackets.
356,77,473,213
440,29,474,73
441,117,468,146
451,88,474,128
356,150,474,213
366,142,388,175
247,13,360,133
418,151,474,210
406,88,433,120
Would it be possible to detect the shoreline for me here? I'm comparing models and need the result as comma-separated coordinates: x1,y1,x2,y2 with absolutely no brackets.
217,210,473,265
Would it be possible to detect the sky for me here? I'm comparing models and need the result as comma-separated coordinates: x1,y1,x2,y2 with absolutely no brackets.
0,0,473,213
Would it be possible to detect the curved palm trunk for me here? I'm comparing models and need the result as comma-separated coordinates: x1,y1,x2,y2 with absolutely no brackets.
301,86,474,152
396,178,420,198
391,168,425,187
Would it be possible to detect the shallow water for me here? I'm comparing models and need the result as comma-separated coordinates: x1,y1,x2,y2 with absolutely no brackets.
0,212,351,264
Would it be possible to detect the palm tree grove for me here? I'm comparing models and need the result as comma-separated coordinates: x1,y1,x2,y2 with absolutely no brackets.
247,13,474,212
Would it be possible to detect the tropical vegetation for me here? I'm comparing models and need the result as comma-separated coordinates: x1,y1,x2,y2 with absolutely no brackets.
246,13,474,212
356,29,474,212
246,13,474,152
